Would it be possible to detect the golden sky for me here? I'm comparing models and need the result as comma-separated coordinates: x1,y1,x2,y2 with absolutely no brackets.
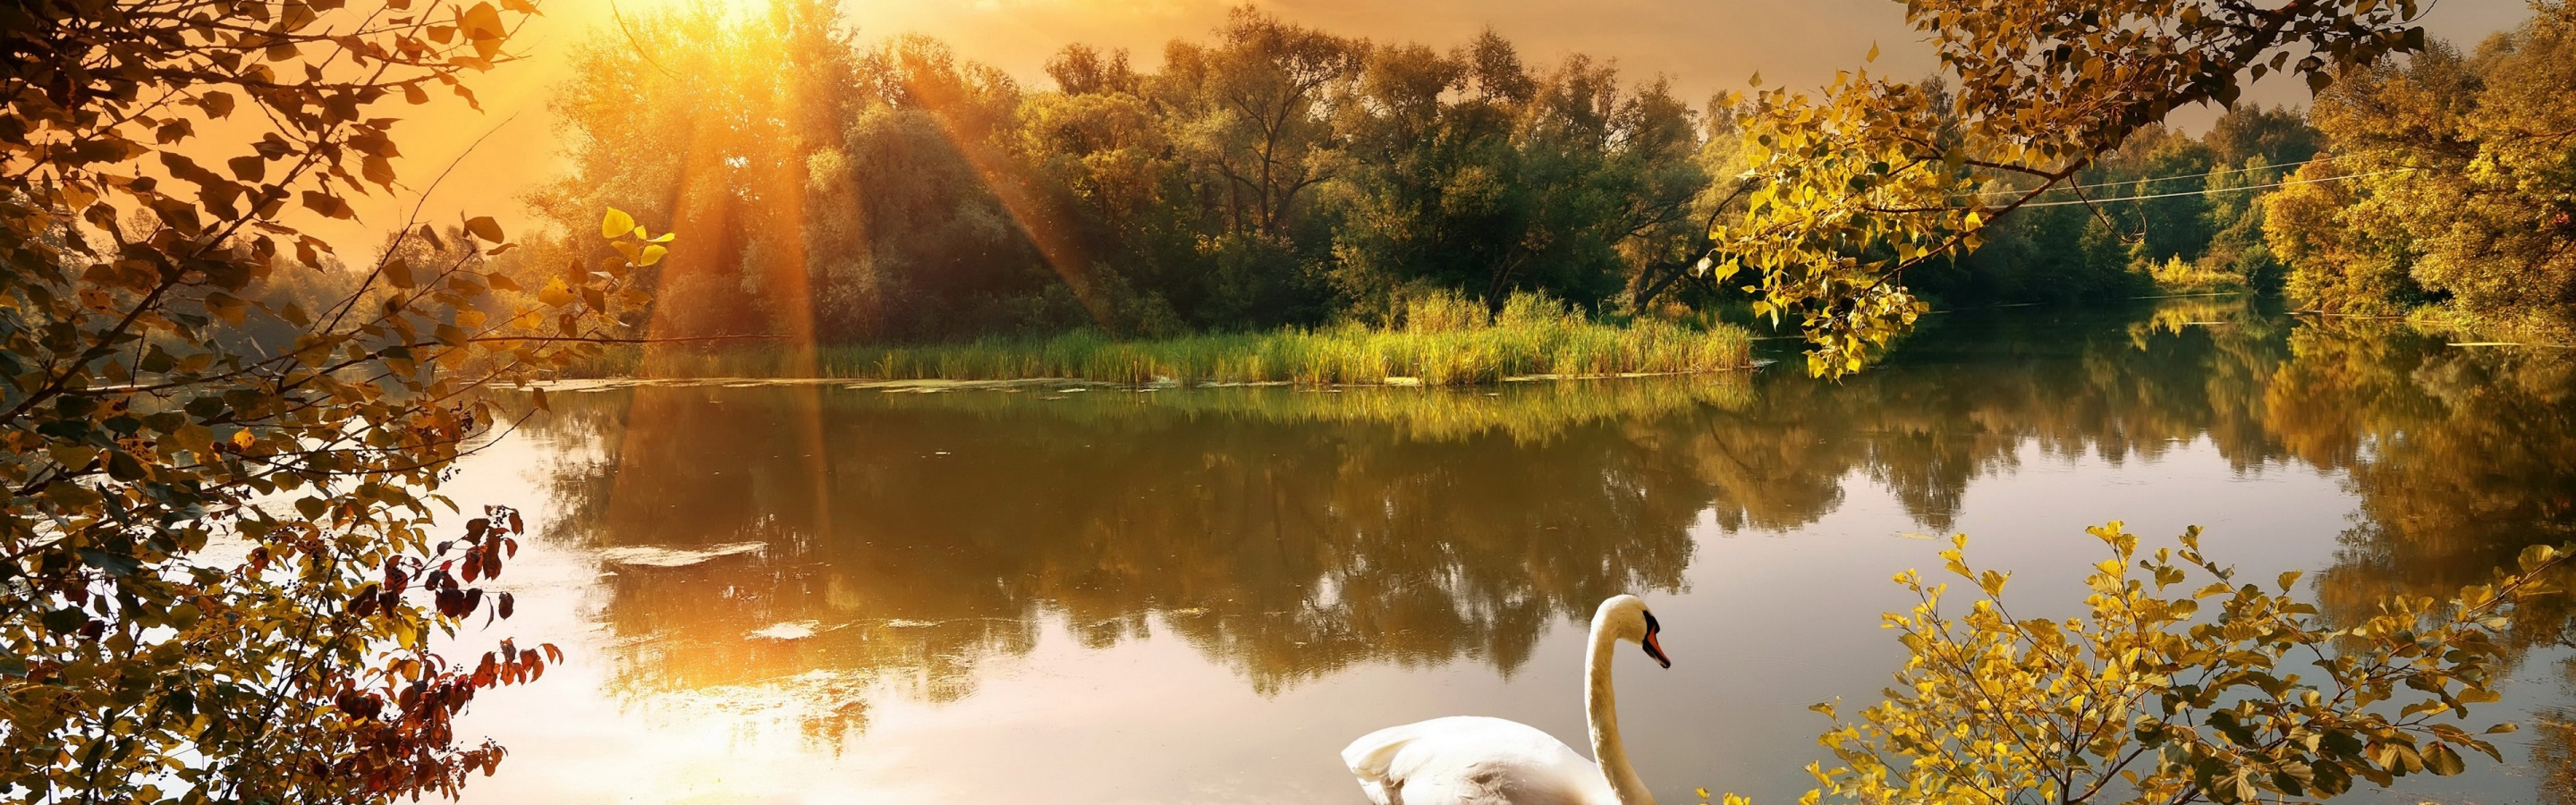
337,0,2536,258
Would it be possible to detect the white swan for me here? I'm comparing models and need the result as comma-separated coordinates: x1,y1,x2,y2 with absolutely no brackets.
1343,594,1672,805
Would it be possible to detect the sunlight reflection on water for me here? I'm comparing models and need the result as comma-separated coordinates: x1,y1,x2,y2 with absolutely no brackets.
444,299,2576,804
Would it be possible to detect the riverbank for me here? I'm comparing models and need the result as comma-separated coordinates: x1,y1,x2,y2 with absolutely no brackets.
569,314,1754,386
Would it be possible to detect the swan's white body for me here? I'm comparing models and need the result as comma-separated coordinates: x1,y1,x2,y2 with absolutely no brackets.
1342,716,1618,804
1342,596,1667,805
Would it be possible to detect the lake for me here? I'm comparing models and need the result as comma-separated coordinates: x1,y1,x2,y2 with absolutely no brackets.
442,297,2576,804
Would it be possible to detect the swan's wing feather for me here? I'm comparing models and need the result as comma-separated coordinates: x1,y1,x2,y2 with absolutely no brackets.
1343,716,1613,805
1343,720,1426,804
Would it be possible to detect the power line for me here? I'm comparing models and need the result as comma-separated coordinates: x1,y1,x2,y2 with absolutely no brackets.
1973,148,2397,199
2015,168,2415,208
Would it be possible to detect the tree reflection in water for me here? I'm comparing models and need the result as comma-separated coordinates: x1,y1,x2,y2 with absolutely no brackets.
527,377,1745,740
523,298,2576,784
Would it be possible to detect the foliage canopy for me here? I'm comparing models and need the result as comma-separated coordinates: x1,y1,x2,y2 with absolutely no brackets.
2265,2,2576,338
1,0,653,800
537,3,1737,346
1713,0,2436,374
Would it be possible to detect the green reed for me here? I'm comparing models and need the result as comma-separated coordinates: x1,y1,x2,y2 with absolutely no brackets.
574,292,1754,385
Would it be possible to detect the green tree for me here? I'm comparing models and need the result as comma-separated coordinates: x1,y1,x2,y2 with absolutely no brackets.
1326,34,1512,319
0,1,655,799
839,35,1086,338
534,0,855,345
1156,8,1361,242
1016,45,1200,335
539,13,1755,345
2185,106,2323,293
1147,9,1362,326
1329,32,1713,318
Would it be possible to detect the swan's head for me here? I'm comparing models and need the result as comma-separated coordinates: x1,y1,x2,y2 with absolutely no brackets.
1597,595,1671,669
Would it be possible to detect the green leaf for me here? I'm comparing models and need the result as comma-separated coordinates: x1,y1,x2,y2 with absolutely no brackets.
78,548,144,577
42,607,88,633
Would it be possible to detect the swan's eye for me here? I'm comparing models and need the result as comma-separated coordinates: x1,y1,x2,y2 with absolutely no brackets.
1642,611,1660,635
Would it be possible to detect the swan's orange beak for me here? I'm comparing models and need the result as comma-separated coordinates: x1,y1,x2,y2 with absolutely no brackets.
1641,612,1671,668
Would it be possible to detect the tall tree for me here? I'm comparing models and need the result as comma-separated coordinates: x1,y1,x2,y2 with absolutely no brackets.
1157,8,1363,240
2268,4,2576,337
535,0,857,349
1332,32,1713,317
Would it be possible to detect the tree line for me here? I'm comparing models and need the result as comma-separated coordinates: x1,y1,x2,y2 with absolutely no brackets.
1936,1,2576,342
526,2,2576,353
531,2,1728,343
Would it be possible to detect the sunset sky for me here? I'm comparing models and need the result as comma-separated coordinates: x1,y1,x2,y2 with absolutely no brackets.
347,0,2538,256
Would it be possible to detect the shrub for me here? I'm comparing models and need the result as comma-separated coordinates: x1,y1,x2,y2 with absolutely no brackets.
1801,523,2569,805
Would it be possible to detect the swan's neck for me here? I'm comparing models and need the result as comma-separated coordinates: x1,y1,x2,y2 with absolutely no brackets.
1586,619,1656,805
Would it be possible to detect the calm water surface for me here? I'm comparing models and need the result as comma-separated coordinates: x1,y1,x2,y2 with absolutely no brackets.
444,299,2576,804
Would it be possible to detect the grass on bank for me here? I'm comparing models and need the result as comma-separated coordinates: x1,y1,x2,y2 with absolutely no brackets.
580,292,1754,385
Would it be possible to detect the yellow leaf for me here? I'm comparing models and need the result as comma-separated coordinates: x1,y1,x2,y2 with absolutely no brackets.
601,207,636,240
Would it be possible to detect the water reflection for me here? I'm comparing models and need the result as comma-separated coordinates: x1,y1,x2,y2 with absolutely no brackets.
521,297,2576,775
2275,323,2576,624
532,379,1750,729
